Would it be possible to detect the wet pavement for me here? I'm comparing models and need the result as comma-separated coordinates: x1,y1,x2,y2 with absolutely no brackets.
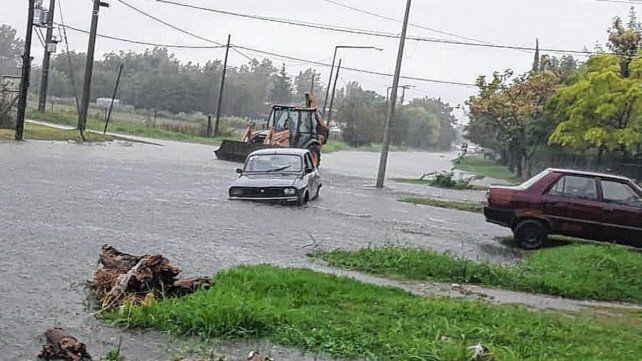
0,139,513,360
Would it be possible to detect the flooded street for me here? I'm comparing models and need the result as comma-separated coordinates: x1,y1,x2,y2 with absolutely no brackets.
0,140,512,360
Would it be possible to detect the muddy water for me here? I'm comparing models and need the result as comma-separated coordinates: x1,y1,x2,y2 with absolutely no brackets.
0,140,513,360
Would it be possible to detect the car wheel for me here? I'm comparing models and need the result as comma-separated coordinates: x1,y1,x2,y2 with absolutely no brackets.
514,220,547,250
297,191,309,207
314,185,321,200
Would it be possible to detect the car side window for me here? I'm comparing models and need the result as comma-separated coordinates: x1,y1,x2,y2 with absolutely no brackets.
548,175,598,200
601,180,642,207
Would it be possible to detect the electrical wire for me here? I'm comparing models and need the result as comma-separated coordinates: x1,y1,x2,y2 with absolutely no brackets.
116,0,254,61
57,0,81,114
320,0,494,45
34,27,46,49
231,44,477,87
595,0,642,4
57,23,227,49
154,0,600,56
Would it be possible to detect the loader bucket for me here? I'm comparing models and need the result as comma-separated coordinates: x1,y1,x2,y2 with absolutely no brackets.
214,140,280,163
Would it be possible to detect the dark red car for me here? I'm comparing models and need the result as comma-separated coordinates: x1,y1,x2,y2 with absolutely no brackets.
484,168,642,249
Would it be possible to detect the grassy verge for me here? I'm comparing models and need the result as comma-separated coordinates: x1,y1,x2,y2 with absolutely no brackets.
394,177,489,191
321,140,351,153
453,155,520,183
27,110,229,145
400,197,483,213
316,244,642,303
0,123,112,142
109,265,642,360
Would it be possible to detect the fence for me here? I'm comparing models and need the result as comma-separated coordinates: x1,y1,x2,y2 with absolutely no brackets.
530,147,642,182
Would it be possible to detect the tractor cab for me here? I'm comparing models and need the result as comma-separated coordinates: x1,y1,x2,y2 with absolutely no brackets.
265,105,317,148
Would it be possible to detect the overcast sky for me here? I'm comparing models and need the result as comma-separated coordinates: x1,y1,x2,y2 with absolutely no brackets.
1,0,638,120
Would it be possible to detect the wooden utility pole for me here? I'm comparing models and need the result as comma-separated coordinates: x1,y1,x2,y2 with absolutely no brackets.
103,63,123,134
214,34,231,137
78,0,108,133
376,0,412,188
38,0,56,112
310,71,315,94
326,58,342,124
16,0,36,141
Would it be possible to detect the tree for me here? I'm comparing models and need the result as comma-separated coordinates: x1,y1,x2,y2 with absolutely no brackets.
548,54,642,160
406,97,458,150
293,68,324,98
467,69,560,177
607,7,642,77
338,82,386,146
0,25,24,76
270,63,292,104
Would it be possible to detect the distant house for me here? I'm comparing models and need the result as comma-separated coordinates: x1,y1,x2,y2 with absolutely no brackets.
96,98,120,108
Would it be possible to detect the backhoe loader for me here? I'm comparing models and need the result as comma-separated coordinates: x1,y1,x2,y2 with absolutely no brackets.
214,93,329,166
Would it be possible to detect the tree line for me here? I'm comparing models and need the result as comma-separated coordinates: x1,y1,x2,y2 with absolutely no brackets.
466,8,642,179
0,23,457,149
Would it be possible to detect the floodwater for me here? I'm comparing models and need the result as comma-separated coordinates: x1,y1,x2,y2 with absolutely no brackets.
0,139,513,360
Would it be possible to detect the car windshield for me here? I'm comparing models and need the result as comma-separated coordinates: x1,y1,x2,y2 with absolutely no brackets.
244,154,302,173
518,169,551,189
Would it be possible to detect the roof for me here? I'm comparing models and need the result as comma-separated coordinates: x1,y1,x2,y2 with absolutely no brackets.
272,104,317,112
546,168,633,182
249,148,309,156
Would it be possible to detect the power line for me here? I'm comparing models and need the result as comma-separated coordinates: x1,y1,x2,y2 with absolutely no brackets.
231,44,477,87
57,23,227,49
319,0,495,46
116,0,253,61
595,0,642,4
154,0,599,56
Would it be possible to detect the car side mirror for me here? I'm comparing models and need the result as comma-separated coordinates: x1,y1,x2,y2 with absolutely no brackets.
236,168,243,174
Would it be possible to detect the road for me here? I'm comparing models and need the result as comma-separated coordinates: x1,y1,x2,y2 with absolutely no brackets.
0,139,512,360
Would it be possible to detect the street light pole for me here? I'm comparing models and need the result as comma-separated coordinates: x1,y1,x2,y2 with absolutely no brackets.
322,45,382,116
326,58,342,124
376,0,412,188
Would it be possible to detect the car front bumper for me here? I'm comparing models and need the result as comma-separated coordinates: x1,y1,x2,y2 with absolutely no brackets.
483,206,514,228
229,196,299,202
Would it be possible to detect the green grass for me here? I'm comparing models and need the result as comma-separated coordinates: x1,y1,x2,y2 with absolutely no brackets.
0,123,112,142
316,244,642,303
321,140,352,153
453,155,521,183
394,178,489,191
109,265,642,360
27,111,230,145
400,197,483,213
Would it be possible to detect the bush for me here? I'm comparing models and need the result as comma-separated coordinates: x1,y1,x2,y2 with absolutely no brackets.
420,171,483,190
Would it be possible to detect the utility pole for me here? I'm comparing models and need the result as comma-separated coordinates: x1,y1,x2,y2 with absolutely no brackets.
214,34,231,136
16,0,36,141
376,0,412,188
326,58,342,124
103,63,123,134
310,71,315,94
78,0,108,133
38,0,56,112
